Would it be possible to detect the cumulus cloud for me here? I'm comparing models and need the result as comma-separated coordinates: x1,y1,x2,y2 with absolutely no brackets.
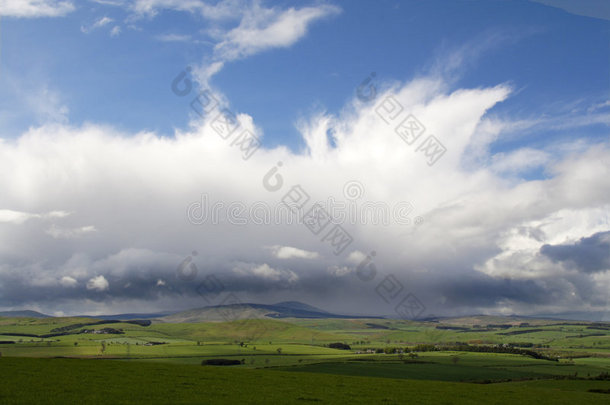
0,0,74,18
233,263,298,283
268,245,319,260
0,62,608,316
60,276,77,287
86,275,109,291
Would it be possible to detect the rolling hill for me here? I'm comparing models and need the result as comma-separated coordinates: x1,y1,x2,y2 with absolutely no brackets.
158,301,381,323
0,310,50,318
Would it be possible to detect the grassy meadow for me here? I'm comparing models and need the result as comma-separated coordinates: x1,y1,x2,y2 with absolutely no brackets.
0,315,608,403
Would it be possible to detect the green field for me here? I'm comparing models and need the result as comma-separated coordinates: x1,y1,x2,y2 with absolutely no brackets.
0,357,609,405
0,315,609,403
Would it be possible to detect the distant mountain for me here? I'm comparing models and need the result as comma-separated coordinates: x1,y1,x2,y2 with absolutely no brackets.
414,313,610,326
77,312,176,320
0,310,50,318
273,301,329,314
159,301,381,323
520,311,609,322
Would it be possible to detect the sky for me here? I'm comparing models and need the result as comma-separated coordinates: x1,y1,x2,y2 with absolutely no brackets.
0,0,608,319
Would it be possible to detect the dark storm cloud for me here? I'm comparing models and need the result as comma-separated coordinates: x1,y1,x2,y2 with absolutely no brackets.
0,253,604,318
540,231,610,273
437,273,552,306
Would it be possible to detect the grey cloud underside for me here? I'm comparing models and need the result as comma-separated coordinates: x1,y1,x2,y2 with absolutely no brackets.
0,253,606,317
540,231,610,273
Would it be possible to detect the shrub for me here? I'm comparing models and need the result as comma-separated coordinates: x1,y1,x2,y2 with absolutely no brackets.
201,359,242,366
328,343,351,350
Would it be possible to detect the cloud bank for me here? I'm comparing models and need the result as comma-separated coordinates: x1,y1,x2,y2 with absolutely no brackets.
1,66,608,317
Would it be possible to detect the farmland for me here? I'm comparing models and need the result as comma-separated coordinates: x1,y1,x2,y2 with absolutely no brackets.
0,314,609,403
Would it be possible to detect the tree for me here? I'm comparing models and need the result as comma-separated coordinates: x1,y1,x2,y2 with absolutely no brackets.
329,343,351,350
451,355,460,365
276,347,282,354
202,359,241,366
74,342,78,346
100,341,106,355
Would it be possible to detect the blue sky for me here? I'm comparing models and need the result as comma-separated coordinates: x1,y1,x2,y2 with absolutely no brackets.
0,1,608,317
1,1,607,151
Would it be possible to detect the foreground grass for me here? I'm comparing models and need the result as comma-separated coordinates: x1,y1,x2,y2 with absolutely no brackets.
0,357,609,404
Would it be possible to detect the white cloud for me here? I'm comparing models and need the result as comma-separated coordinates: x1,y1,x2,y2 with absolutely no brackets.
46,225,97,239
131,0,246,20
346,251,367,264
93,1,339,83
0,209,70,224
529,0,610,21
91,0,125,6
81,16,114,34
233,263,298,283
194,3,340,83
214,4,341,62
24,86,69,124
60,276,77,287
86,275,109,291
0,210,38,224
110,26,122,37
268,245,319,260
490,148,551,175
155,33,192,42
0,69,608,316
328,265,352,277
0,0,74,18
